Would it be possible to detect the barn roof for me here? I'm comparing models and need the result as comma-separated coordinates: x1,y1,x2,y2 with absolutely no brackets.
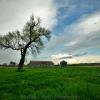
30,61,53,64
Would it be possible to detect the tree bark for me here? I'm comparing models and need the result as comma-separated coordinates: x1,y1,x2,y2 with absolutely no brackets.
18,48,27,71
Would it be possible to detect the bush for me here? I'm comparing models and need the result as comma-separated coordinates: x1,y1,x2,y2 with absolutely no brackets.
9,61,16,66
2,63,8,67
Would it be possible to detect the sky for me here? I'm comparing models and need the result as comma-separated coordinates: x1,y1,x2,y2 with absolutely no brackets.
0,0,100,64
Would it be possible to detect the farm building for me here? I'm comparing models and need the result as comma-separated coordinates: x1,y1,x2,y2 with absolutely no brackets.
29,61,54,67
60,60,67,67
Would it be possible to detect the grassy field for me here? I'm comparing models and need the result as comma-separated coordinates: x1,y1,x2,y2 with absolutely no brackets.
0,66,100,100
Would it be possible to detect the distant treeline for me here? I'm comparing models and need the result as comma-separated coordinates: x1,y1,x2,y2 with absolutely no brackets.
54,63,100,67
0,62,100,67
0,61,17,67
68,63,100,66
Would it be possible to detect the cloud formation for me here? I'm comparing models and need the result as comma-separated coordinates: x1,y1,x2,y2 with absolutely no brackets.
0,0,100,64
49,12,100,53
51,53,100,65
0,0,57,35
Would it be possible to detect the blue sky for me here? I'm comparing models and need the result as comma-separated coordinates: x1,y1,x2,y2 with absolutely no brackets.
53,0,100,33
38,0,100,64
0,0,100,64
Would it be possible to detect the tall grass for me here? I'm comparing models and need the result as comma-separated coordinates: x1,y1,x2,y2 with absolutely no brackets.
0,66,100,100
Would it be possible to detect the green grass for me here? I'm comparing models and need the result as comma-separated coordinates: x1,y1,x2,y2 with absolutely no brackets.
0,66,100,100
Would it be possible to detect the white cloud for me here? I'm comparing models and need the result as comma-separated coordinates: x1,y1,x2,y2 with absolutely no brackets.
65,12,100,52
50,12,100,65
76,55,100,64
51,53,72,59
51,53,76,64
0,0,57,35
51,53,100,64
49,12,100,52
69,12,100,34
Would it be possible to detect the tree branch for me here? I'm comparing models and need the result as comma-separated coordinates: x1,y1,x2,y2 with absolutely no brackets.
0,43,20,50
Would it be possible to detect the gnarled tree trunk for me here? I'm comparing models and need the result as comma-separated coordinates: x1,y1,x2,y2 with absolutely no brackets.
18,47,27,71
18,40,32,71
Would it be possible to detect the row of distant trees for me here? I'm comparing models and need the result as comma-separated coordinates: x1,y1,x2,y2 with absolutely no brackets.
0,61,16,67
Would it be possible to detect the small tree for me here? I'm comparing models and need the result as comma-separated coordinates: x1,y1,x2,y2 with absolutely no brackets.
9,61,16,66
0,15,51,70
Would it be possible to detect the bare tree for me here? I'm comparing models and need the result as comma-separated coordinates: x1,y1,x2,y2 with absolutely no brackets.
0,15,51,70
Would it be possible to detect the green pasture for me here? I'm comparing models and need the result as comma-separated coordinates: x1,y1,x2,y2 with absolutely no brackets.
0,66,100,100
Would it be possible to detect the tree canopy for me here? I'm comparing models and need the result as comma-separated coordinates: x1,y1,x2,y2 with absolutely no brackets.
0,15,51,70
